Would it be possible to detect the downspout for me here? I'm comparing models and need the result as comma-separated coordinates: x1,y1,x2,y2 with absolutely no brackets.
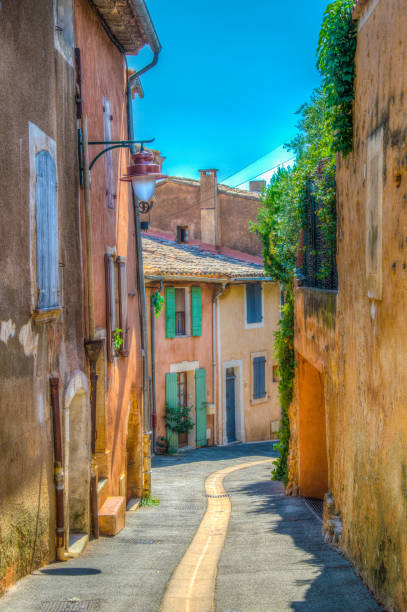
212,283,227,446
150,279,163,454
124,50,160,489
50,376,72,561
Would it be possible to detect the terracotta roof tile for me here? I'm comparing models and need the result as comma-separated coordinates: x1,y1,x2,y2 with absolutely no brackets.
142,235,270,280
156,177,260,200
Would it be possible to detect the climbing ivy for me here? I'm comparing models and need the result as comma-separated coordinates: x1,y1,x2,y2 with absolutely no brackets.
317,0,357,156
271,285,295,485
251,0,357,485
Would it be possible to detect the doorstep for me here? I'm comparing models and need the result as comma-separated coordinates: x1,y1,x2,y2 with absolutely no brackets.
68,533,89,557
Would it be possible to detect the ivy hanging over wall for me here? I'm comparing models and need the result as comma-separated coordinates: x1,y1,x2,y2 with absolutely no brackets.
251,0,357,485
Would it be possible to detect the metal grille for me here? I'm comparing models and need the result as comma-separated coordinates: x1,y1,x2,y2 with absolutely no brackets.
41,601,98,612
206,494,229,499
115,537,162,544
304,497,323,521
301,178,337,290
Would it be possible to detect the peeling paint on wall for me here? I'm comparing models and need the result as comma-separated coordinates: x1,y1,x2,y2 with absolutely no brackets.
0,320,16,344
18,321,38,358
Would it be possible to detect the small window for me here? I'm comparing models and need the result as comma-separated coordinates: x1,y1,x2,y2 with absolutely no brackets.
246,283,263,325
35,151,59,310
175,288,186,335
105,253,128,359
56,0,75,48
253,356,266,400
272,365,280,383
177,226,189,244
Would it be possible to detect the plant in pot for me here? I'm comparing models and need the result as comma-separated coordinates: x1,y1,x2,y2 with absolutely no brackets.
165,405,194,454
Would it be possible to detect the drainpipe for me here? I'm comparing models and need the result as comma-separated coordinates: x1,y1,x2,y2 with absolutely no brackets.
50,376,72,561
150,279,163,454
212,283,227,446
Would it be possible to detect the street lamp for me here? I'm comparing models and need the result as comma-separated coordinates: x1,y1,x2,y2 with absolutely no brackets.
121,147,166,203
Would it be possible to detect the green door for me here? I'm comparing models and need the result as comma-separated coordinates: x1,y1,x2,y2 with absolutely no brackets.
165,372,178,454
195,368,207,447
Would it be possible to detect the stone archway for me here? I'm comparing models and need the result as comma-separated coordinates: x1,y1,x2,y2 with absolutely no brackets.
297,356,328,499
64,371,90,542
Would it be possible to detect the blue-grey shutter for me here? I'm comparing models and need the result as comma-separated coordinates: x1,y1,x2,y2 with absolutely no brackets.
253,356,266,399
246,283,262,324
35,151,58,310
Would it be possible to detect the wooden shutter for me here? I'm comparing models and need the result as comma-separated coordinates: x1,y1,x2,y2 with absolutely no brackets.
191,286,202,336
103,96,115,209
105,253,115,361
165,287,175,338
165,372,178,409
253,356,266,399
35,150,58,310
246,283,262,324
117,256,128,356
195,368,207,447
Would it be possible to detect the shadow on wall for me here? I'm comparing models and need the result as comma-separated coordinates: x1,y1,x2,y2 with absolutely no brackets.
229,478,382,611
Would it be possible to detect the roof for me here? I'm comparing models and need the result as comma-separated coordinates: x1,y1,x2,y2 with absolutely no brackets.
142,235,271,281
156,177,261,201
89,0,161,54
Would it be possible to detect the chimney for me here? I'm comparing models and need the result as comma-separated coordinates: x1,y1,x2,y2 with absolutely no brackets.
249,180,266,193
199,169,218,247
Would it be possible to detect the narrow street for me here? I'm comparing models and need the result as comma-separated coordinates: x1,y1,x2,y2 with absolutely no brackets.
0,443,380,612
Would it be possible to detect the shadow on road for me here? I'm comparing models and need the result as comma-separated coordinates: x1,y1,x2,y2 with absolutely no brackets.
229,477,382,611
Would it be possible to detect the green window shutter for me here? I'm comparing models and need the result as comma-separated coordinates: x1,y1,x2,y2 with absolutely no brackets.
165,287,175,338
191,286,202,336
165,372,178,409
195,368,207,447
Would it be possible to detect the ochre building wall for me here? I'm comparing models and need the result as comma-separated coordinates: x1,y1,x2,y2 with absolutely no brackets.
75,0,143,499
217,283,281,443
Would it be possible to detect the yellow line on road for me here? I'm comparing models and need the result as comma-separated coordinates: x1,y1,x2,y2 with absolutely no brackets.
160,458,274,612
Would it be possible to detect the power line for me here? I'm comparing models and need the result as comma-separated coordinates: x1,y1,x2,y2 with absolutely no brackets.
235,157,295,188
220,146,291,183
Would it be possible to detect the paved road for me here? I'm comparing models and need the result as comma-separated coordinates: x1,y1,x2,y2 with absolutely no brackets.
0,443,381,611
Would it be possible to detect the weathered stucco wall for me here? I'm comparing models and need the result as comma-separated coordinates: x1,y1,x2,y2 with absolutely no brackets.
218,283,281,443
333,1,407,608
218,193,263,256
0,0,86,592
150,183,201,240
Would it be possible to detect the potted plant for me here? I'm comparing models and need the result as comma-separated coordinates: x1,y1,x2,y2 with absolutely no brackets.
165,405,194,454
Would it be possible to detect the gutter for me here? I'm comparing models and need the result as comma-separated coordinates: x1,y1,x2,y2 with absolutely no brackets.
212,283,228,446
145,275,275,284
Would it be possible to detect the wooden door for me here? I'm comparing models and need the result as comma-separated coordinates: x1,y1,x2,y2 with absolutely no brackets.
177,372,188,448
226,368,236,442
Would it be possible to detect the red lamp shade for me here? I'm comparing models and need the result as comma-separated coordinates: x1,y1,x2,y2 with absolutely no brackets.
121,149,166,201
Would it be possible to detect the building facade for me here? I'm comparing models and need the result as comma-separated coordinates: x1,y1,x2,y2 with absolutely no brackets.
288,1,407,609
143,235,280,452
148,169,263,256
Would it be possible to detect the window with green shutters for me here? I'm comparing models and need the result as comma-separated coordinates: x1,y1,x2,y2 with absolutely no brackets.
165,286,176,338
191,286,202,336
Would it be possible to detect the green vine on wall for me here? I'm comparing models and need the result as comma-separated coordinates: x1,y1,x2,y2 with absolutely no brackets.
271,285,295,484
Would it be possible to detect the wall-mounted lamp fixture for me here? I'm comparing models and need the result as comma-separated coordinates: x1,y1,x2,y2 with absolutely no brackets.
120,146,166,207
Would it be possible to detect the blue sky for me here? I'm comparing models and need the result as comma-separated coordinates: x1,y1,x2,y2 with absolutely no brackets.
128,1,329,183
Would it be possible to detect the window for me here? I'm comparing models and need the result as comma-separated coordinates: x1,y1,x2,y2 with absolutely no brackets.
175,288,186,335
105,253,128,360
54,0,75,65
253,356,266,400
246,283,263,326
165,286,201,338
272,365,280,383
177,226,189,244
35,151,59,310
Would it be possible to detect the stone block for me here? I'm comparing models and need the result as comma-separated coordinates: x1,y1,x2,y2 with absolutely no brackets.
98,496,125,536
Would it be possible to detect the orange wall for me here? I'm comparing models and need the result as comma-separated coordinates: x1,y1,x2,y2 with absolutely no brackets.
75,0,142,497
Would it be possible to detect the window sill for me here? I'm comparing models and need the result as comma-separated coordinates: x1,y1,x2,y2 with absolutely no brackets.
245,321,264,330
32,307,62,324
250,395,269,406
